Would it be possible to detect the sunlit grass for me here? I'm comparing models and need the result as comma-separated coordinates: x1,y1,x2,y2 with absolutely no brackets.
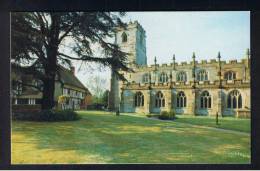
174,114,250,133
12,110,250,164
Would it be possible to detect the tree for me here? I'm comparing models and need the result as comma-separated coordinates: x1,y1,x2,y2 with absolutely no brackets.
86,75,107,104
11,12,131,110
102,90,110,108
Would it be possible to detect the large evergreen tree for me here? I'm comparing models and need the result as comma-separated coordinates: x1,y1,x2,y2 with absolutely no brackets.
11,12,130,110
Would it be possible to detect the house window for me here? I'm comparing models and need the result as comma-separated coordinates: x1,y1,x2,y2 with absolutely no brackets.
177,91,186,108
224,71,236,80
122,32,127,42
155,91,165,108
63,88,68,95
29,98,35,105
197,70,208,81
159,72,168,83
135,92,144,107
35,99,42,104
227,90,242,109
200,91,211,109
12,80,23,95
143,73,150,83
17,98,28,105
177,71,187,82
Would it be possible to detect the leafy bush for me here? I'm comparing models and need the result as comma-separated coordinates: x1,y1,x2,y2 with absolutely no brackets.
12,109,81,122
158,110,176,120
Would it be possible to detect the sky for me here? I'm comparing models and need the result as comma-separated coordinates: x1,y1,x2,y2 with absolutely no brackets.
74,11,250,94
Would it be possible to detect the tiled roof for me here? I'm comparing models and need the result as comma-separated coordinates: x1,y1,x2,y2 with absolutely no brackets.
58,66,89,93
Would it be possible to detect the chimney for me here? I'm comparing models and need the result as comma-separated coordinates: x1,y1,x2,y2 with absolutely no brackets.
70,66,75,75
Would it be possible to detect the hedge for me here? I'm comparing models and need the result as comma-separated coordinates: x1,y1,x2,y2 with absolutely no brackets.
12,109,81,122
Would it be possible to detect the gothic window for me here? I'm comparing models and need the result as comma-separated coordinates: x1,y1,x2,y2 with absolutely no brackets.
122,32,127,42
197,70,208,81
155,91,165,108
227,90,242,109
177,91,187,108
143,73,150,83
135,92,144,107
177,71,187,82
224,71,236,80
159,72,168,83
200,91,211,109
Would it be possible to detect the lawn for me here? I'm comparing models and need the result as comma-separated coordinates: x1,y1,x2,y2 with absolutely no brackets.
174,114,250,133
11,110,251,164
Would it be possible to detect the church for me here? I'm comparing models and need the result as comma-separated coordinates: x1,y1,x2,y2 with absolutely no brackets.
108,21,250,118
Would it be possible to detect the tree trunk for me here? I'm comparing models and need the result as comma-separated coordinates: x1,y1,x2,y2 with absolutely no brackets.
41,13,60,110
41,77,55,110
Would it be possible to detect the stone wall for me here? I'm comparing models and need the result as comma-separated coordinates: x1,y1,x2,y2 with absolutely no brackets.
111,21,251,117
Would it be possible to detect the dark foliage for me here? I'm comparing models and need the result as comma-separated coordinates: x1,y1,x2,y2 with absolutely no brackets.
11,12,131,110
12,109,81,122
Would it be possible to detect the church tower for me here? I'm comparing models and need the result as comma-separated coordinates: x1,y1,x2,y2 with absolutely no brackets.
108,21,147,111
115,21,147,67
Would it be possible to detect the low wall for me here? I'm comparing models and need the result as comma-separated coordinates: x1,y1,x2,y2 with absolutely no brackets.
236,109,250,118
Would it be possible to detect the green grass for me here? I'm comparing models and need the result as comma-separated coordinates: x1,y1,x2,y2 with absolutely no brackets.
12,110,250,164
174,114,250,133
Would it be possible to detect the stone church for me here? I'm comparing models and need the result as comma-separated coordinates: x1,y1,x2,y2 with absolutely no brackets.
108,21,250,117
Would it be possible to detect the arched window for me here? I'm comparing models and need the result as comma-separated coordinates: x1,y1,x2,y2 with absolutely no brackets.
159,72,168,83
177,71,187,82
143,73,150,83
227,90,242,109
197,70,208,81
155,91,165,108
200,91,211,109
224,71,236,80
135,92,144,107
177,91,186,108
122,32,127,42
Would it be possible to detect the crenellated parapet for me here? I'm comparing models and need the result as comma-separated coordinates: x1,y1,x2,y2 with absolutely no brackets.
133,57,249,72
122,78,250,90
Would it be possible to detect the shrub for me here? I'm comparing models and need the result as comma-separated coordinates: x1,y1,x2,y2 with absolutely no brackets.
158,110,176,120
12,109,81,122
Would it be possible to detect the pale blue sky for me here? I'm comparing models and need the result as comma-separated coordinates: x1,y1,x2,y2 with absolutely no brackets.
74,11,250,93
124,11,250,64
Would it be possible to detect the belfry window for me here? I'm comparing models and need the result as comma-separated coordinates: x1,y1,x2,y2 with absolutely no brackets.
177,71,187,82
177,91,187,108
122,32,127,42
227,90,242,109
135,92,144,107
159,72,168,83
155,91,165,108
224,71,236,80
143,73,150,83
200,91,211,109
197,70,208,81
